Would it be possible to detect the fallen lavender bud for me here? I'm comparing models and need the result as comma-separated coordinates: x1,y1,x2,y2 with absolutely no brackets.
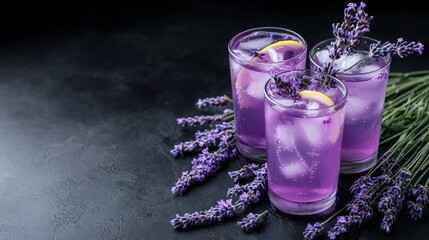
196,95,232,109
237,210,268,231
177,114,223,127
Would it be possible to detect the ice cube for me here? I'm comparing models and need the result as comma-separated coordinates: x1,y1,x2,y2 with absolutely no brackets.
243,77,268,99
306,101,320,110
280,161,308,178
275,125,294,150
315,49,331,63
335,53,366,71
239,36,272,51
297,119,323,147
346,96,370,116
267,48,281,62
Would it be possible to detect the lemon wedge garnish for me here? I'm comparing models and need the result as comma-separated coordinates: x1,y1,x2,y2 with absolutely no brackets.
258,40,304,55
299,90,334,106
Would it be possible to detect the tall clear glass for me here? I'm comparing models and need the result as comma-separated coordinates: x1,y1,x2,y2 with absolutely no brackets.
228,27,307,162
310,37,392,173
264,70,347,215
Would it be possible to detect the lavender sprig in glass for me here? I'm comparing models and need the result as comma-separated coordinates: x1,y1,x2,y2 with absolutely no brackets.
320,1,424,80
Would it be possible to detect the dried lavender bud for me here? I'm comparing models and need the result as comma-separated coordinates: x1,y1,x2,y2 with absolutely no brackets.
407,201,424,221
347,193,373,222
369,38,424,60
249,51,266,59
271,73,313,100
177,114,223,127
381,157,397,174
237,211,268,231
349,176,376,195
228,163,260,182
196,95,232,109
303,222,324,240
327,216,352,240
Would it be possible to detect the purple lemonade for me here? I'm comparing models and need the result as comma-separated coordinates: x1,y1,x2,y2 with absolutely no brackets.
228,27,307,161
310,37,392,173
264,70,347,215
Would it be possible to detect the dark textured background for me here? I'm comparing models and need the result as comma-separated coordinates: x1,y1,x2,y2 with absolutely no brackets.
0,1,428,239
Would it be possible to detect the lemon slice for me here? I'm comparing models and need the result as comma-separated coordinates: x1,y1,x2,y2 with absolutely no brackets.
299,90,334,106
298,90,342,144
235,40,305,108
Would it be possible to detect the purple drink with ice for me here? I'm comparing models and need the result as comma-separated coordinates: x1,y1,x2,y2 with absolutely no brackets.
264,70,347,215
228,27,307,162
310,37,392,173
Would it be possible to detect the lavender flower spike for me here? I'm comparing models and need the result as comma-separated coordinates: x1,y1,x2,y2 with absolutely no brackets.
228,163,261,182
329,1,373,60
237,210,268,231
327,216,352,240
369,38,424,60
176,114,223,127
171,199,236,229
196,95,232,109
170,122,234,157
303,222,324,240
407,201,423,221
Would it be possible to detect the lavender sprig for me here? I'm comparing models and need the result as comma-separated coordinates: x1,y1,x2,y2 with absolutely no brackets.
171,122,234,157
171,164,268,229
369,38,424,60
327,216,352,240
171,199,236,229
237,210,268,231
171,135,237,194
329,2,373,60
303,222,324,240
228,163,260,182
196,95,232,109
378,169,412,233
177,114,224,127
407,184,429,220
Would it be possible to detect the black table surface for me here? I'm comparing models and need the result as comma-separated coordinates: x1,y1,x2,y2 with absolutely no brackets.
0,1,428,239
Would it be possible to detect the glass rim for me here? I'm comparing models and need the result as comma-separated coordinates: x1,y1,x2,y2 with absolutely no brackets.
228,26,307,67
264,69,348,114
309,36,392,79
